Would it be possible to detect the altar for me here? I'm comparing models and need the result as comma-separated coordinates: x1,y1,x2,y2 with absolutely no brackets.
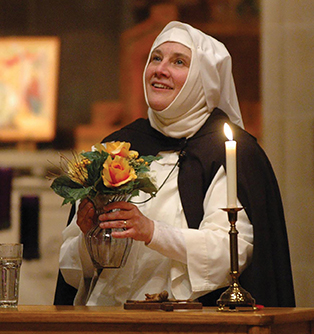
0,306,313,334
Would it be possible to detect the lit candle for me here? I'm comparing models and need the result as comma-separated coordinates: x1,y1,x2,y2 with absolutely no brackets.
224,123,237,208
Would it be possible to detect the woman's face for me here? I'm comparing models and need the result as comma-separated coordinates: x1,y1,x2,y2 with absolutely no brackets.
145,42,191,111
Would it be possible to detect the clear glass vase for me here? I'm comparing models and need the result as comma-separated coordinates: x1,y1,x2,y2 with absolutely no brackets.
84,194,133,303
85,194,133,269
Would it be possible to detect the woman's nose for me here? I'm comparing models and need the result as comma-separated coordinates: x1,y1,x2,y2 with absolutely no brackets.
155,61,170,77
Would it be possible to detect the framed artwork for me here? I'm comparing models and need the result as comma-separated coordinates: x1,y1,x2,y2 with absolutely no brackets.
0,37,60,142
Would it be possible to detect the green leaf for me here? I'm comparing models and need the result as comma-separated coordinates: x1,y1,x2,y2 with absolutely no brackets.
50,176,93,205
141,155,162,164
68,187,92,200
62,198,75,205
84,151,108,185
135,177,158,195
131,189,140,197
134,165,150,174
51,176,83,195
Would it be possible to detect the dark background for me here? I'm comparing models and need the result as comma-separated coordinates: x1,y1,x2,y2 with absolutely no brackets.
0,0,260,149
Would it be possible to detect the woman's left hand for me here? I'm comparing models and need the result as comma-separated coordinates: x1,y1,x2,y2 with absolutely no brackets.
98,201,154,244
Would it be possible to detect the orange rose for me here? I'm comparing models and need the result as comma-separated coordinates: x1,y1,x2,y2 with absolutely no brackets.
103,141,131,158
102,155,137,188
100,141,139,159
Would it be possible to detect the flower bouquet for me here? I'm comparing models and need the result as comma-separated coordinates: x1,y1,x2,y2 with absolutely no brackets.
50,141,160,272
50,141,159,206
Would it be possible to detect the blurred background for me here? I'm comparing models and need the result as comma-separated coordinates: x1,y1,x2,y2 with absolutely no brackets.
0,0,313,306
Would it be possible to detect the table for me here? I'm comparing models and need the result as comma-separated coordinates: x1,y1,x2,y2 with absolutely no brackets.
0,306,313,334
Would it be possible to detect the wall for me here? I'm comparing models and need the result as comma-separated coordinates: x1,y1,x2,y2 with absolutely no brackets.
261,0,314,306
0,1,260,149
0,0,128,148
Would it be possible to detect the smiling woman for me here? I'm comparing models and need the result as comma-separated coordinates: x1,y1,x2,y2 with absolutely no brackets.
144,42,191,111
143,25,216,140
55,21,295,309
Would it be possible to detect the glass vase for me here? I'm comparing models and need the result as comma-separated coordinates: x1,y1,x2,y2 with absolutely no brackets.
85,194,133,269
84,193,133,303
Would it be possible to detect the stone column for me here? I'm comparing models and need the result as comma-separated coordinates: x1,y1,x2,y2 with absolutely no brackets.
261,0,314,306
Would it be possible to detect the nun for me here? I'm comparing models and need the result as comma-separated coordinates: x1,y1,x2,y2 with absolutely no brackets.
55,21,295,307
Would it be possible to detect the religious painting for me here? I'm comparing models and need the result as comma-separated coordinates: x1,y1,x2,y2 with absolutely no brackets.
0,37,60,142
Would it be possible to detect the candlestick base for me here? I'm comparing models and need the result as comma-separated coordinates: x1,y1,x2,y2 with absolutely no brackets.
217,207,257,311
217,273,257,311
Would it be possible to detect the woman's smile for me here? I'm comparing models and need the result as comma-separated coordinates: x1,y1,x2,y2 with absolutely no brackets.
152,82,173,90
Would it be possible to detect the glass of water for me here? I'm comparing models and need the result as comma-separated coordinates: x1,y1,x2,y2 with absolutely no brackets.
0,243,23,308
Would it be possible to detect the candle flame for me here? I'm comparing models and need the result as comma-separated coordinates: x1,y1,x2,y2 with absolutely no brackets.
224,123,233,141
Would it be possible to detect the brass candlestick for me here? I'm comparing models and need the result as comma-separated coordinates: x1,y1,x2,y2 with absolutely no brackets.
217,207,256,311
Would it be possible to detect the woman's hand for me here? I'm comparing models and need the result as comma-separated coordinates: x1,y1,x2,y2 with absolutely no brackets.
76,198,95,234
98,201,154,244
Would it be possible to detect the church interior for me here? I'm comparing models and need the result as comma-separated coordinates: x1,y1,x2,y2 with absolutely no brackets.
0,0,313,307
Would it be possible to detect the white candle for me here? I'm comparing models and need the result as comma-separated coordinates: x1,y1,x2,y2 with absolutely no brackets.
224,123,237,208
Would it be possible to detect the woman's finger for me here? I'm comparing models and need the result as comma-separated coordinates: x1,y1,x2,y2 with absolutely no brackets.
77,199,95,234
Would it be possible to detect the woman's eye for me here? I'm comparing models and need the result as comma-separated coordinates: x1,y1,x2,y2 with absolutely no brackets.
175,59,186,66
151,55,161,62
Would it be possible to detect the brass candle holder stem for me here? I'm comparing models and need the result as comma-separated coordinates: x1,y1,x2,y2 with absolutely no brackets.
217,207,256,311
228,209,239,273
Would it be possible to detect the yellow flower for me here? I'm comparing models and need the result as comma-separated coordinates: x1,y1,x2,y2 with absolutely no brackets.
103,141,131,158
95,141,139,159
128,150,139,159
67,154,90,185
102,155,137,188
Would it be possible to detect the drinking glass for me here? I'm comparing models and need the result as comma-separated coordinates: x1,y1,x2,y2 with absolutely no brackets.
0,243,23,308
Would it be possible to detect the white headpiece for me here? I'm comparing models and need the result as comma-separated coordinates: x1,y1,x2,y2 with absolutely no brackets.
143,21,244,138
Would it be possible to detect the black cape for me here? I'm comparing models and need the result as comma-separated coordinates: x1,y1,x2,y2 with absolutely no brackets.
54,108,295,307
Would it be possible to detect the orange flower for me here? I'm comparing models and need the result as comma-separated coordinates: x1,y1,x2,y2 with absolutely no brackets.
103,141,131,158
102,155,137,188
95,142,139,159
